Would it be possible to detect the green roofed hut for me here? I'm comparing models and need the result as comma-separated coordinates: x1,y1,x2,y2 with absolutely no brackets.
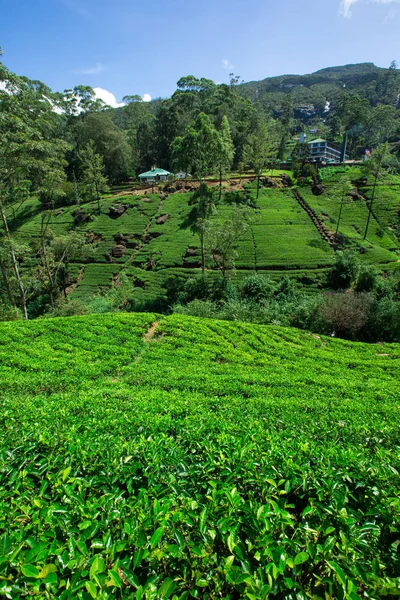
138,167,171,183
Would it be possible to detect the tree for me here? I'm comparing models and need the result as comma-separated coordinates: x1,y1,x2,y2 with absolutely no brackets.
333,176,354,242
172,112,219,179
243,121,278,199
35,227,86,307
80,142,109,213
0,52,69,319
216,116,235,200
74,112,133,183
362,143,390,240
190,184,217,274
205,205,254,279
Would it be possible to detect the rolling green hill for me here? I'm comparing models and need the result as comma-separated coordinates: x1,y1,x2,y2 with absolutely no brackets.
11,172,400,309
237,63,393,111
0,312,399,598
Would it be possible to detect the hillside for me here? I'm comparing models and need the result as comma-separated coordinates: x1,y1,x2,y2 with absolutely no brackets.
11,171,400,310
0,312,399,597
237,62,393,113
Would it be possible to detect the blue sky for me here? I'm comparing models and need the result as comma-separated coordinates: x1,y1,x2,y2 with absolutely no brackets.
1,0,399,106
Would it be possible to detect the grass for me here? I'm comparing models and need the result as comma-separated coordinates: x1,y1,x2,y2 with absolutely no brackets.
0,313,399,598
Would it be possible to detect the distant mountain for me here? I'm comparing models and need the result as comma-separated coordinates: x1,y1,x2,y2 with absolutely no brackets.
237,63,393,114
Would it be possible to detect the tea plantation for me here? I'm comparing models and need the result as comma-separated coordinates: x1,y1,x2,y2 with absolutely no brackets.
0,313,399,598
11,171,400,308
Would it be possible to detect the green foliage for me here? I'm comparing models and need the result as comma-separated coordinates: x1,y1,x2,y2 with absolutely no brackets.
0,313,399,597
241,274,275,302
327,251,360,289
80,141,109,211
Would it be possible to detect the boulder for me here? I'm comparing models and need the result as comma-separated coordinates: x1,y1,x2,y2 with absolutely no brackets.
72,208,92,225
261,177,275,188
114,233,131,245
280,174,294,187
311,183,325,196
156,214,169,225
111,245,126,258
109,204,128,219
348,189,363,201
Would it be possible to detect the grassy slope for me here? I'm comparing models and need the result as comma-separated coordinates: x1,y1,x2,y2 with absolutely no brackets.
10,172,400,305
0,313,399,598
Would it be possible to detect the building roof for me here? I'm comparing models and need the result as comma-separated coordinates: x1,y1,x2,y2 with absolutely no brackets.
138,168,171,178
308,138,326,145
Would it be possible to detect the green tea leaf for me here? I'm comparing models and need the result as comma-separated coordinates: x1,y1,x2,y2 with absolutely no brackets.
150,527,164,549
21,564,40,578
90,556,105,579
39,563,57,578
159,577,177,598
85,580,98,598
294,552,309,565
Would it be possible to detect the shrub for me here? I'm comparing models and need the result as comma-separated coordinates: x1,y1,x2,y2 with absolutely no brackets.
88,296,113,314
47,299,88,317
274,275,298,301
354,264,378,292
362,296,400,342
327,250,359,289
318,291,373,338
174,299,218,319
241,274,275,302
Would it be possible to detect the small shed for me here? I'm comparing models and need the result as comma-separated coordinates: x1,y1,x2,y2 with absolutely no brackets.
175,171,192,180
138,168,171,183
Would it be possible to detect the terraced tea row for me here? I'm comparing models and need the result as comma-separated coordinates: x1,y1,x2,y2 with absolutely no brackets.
0,313,399,598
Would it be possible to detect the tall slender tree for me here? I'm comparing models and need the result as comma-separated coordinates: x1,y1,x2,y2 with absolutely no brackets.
80,141,109,213
244,121,278,199
216,116,235,200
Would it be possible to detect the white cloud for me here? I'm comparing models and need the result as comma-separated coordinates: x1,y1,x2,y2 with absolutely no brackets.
339,0,400,17
222,59,234,71
93,87,125,108
339,0,360,17
142,93,152,102
73,63,105,75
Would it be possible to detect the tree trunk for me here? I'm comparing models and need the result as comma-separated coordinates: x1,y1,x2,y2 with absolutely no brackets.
335,193,345,241
41,236,55,308
0,257,17,313
256,174,260,199
96,184,101,214
200,230,205,275
0,200,28,319
73,169,80,206
364,173,378,240
219,168,222,201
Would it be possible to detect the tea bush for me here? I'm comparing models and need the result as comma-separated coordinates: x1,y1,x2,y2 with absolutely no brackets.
0,313,399,599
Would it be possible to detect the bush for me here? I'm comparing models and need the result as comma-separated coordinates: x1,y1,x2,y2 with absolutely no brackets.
174,299,218,319
327,251,359,289
362,297,400,342
47,299,88,317
318,291,373,338
274,275,298,301
0,301,19,322
241,274,275,302
88,296,113,314
354,264,378,292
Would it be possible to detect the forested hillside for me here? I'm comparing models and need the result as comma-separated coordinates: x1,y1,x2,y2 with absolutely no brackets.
1,49,399,333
